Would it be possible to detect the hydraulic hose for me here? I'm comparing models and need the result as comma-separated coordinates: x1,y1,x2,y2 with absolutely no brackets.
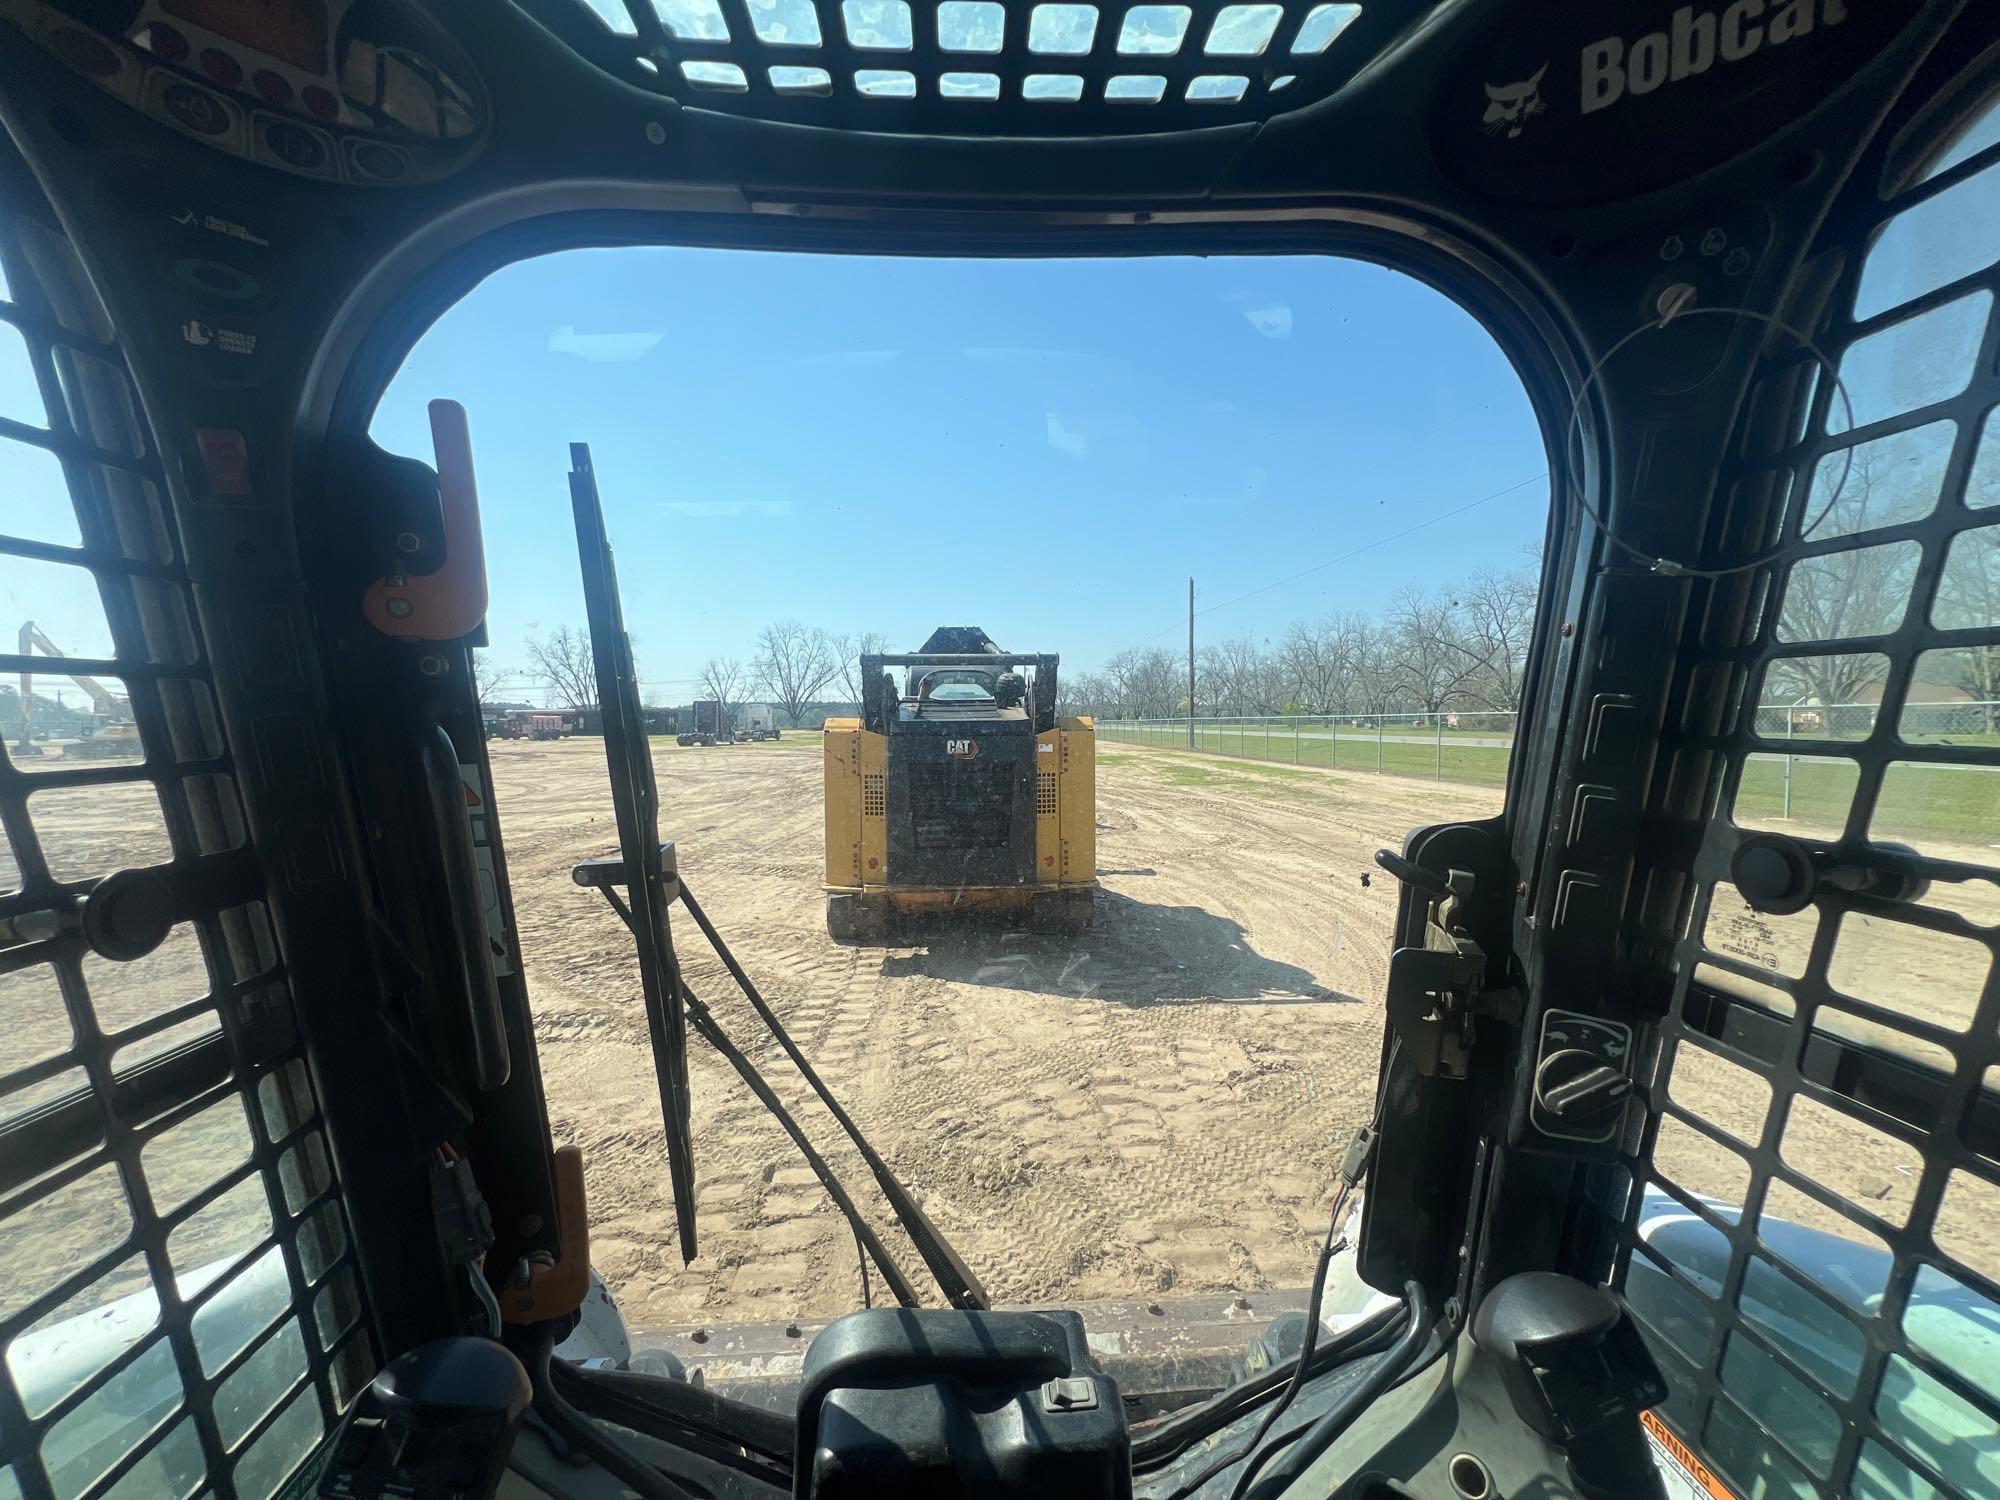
1220,1182,1357,1500
1239,1279,1433,1500
1132,1302,1406,1474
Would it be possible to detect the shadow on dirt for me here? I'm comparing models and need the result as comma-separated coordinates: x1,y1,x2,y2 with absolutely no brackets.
875,890,1355,1006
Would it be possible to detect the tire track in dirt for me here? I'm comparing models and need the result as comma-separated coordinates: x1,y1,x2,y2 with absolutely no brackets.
491,737,1504,1326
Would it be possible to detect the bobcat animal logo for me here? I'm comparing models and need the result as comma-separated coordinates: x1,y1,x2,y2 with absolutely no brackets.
1483,64,1549,138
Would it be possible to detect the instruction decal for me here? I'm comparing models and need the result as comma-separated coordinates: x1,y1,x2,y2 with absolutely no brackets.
1708,902,1781,970
180,319,258,355
458,760,516,977
1642,1409,1738,1500
169,206,271,247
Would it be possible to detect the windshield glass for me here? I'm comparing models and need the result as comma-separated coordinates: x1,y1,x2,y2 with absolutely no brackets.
922,673,996,700
363,246,1549,1396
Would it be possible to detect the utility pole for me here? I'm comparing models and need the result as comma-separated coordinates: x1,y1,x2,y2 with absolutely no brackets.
1187,577,1196,751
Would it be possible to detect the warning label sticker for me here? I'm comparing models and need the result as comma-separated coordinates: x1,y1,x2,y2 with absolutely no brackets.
1642,1409,1737,1500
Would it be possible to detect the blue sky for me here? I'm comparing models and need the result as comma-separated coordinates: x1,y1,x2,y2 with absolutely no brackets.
0,249,1547,706
370,249,1549,703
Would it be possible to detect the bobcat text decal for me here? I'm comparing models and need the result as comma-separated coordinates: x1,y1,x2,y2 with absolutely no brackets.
1581,0,1850,116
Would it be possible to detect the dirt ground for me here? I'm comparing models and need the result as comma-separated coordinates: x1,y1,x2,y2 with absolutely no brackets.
495,736,1467,1329
4,734,1994,1343
490,735,2000,1328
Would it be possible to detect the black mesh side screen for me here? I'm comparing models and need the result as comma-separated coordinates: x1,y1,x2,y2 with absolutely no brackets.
0,163,373,1498
1619,81,2000,1500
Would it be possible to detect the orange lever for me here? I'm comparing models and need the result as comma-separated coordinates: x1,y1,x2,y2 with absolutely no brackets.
363,399,489,640
499,1145,591,1326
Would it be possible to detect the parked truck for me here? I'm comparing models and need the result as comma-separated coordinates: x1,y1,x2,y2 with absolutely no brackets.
676,699,730,746
675,700,782,746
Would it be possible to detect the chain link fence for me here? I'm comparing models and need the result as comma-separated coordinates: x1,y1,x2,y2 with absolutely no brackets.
1095,702,2000,844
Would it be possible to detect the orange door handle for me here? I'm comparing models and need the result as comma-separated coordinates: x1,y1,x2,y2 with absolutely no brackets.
364,399,489,640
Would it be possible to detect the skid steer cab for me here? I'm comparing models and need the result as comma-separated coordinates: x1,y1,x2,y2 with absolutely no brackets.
823,628,1095,942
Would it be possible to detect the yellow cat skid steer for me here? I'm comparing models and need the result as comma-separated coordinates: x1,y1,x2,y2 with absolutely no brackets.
823,628,1095,941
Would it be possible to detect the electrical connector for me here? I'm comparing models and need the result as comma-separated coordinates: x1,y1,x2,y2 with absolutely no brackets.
430,1147,495,1267
1338,1124,1377,1186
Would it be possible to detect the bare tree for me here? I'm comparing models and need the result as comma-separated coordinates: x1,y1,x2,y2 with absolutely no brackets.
1075,551,1543,725
1768,444,1904,712
754,621,840,726
1196,640,1253,717
698,656,746,727
1452,566,1539,711
831,630,891,707
1278,618,1344,714
470,650,511,707
1331,612,1376,715
1932,526,2000,733
1769,453,1907,713
1105,647,1183,718
1059,671,1114,718
527,626,597,710
1387,586,1482,719
1203,638,1281,716
1101,648,1140,717
1349,626,1400,715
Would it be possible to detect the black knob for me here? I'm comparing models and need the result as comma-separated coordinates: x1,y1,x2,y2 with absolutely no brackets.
1730,832,1816,915
80,868,178,962
1534,1049,1631,1130
1730,832,1931,915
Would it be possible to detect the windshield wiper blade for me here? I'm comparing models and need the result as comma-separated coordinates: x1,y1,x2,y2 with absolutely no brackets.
566,441,985,1311
570,442,698,1261
576,856,923,1309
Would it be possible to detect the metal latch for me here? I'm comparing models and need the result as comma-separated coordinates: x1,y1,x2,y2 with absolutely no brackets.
1376,850,1517,1079
1040,1376,1099,1413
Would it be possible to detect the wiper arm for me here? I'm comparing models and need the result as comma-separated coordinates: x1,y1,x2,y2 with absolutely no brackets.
677,879,989,1311
571,443,698,1262
578,853,923,1309
574,854,987,1311
567,440,987,1312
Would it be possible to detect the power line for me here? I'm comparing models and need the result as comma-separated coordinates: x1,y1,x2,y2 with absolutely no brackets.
1128,471,1548,651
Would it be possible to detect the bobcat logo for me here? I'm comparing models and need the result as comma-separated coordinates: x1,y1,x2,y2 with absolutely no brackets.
1483,64,1548,138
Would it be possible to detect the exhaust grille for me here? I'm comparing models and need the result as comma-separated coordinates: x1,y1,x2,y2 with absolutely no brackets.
862,772,885,818
910,763,1013,850
1037,771,1057,816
